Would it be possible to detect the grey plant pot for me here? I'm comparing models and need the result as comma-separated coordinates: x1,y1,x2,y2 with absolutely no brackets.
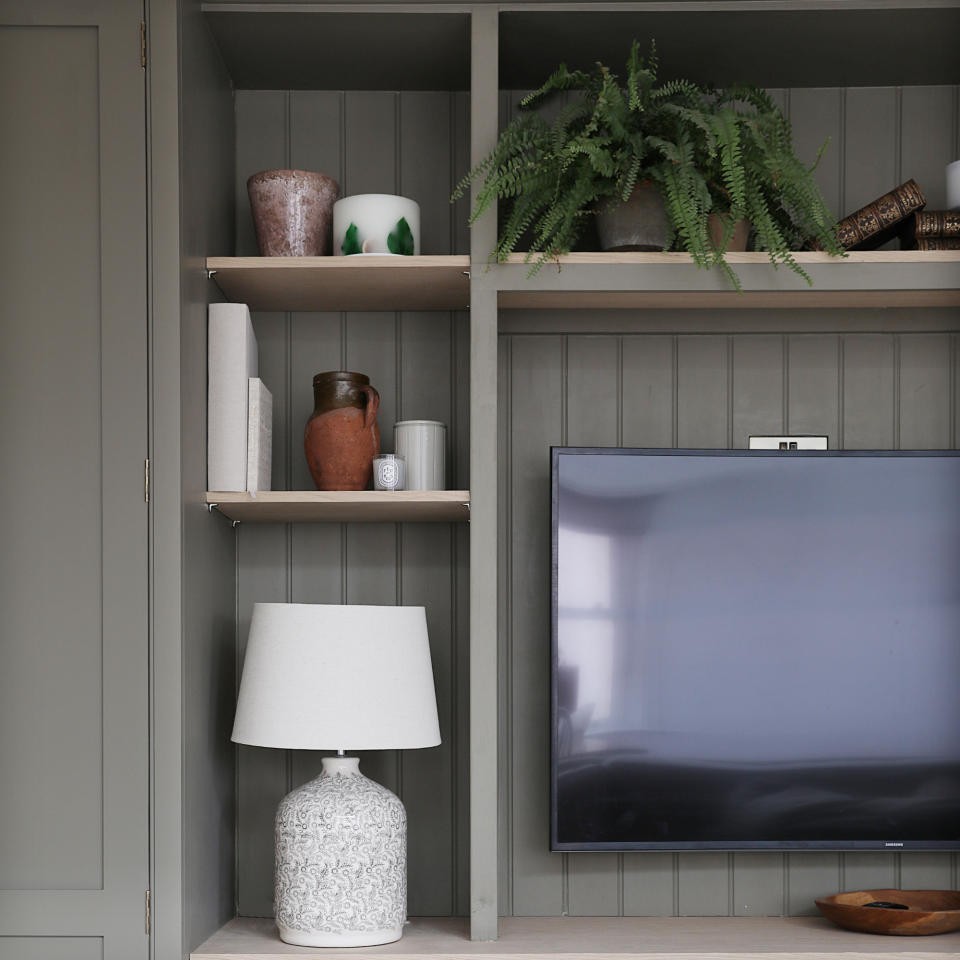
595,183,671,252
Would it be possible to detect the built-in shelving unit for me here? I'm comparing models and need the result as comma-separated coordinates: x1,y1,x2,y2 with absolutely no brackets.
207,252,960,312
206,491,470,523
192,916,960,959
207,255,471,312
188,0,960,953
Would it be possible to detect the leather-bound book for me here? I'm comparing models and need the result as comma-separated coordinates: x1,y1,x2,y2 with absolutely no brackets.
905,210,960,239
914,237,960,251
814,179,926,251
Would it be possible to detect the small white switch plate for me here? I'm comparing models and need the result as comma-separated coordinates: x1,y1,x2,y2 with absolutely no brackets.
749,435,828,450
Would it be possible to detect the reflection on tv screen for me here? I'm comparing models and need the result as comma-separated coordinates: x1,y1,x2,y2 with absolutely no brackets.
553,451,960,850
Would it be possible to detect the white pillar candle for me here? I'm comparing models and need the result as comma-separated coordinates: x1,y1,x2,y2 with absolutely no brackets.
333,194,421,255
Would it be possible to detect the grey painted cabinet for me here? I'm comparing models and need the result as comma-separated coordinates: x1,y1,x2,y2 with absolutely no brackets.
0,2,150,958
175,1,960,951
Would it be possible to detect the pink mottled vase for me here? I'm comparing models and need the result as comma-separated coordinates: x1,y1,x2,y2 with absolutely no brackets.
247,169,340,256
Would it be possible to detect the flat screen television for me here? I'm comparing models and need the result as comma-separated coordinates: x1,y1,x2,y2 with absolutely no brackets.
551,448,960,851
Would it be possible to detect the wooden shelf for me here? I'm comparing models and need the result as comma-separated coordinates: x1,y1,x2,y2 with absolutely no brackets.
207,252,960,313
192,916,960,959
206,491,470,523
206,256,470,312
495,252,960,310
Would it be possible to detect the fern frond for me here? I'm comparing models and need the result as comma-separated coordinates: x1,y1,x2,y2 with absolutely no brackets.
520,63,593,110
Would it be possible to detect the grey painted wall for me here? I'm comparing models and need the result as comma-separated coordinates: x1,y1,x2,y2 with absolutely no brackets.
231,83,959,920
233,89,472,918
180,3,239,953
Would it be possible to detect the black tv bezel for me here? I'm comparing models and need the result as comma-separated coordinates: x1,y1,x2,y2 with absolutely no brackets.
550,447,960,853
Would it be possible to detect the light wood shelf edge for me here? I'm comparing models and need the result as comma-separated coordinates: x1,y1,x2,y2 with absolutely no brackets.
493,251,960,309
205,491,470,523
503,251,960,265
208,255,471,270
191,916,960,959
497,290,960,309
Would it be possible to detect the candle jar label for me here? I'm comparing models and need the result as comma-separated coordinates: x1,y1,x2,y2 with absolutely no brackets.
373,455,405,491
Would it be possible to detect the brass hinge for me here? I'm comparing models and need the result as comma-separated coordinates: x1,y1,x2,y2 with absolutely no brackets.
145,889,151,934
140,21,147,68
144,459,150,503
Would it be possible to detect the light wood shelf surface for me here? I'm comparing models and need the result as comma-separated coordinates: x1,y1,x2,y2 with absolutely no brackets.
206,252,960,312
207,256,471,312
206,491,470,523
495,252,960,310
192,916,960,959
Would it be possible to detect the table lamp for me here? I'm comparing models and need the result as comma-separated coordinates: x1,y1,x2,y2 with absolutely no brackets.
231,602,441,947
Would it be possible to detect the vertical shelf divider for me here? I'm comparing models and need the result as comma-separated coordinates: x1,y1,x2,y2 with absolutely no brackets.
469,3,501,943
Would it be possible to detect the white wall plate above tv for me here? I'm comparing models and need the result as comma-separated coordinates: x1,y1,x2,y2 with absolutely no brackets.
749,435,828,450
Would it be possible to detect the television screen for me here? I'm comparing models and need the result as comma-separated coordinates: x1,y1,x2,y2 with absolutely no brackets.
552,449,960,850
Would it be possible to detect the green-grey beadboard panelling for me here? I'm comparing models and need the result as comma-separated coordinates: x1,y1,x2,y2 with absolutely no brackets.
499,328,959,918
233,89,471,918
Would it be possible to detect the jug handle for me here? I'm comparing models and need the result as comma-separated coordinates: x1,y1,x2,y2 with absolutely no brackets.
360,384,380,430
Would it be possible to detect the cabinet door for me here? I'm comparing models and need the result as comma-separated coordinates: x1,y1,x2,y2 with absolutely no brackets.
0,2,149,959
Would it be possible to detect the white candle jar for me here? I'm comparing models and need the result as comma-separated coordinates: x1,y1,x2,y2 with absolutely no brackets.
333,195,421,256
372,454,406,491
394,421,446,490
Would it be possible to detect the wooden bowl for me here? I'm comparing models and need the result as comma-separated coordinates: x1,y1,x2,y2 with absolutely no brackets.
815,889,960,936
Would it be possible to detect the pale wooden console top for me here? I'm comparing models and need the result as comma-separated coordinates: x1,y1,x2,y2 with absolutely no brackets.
193,915,960,960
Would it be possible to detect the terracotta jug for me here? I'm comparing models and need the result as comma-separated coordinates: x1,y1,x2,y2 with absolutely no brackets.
304,372,381,490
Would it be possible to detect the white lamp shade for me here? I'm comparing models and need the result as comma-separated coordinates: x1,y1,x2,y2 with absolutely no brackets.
232,603,440,751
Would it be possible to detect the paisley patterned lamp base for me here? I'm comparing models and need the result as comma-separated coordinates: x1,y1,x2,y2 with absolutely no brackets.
274,756,406,947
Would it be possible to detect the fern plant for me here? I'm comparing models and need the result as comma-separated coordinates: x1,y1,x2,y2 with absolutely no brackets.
678,83,844,284
453,42,844,287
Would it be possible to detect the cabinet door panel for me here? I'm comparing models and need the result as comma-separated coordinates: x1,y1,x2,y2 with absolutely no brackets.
0,2,148,958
